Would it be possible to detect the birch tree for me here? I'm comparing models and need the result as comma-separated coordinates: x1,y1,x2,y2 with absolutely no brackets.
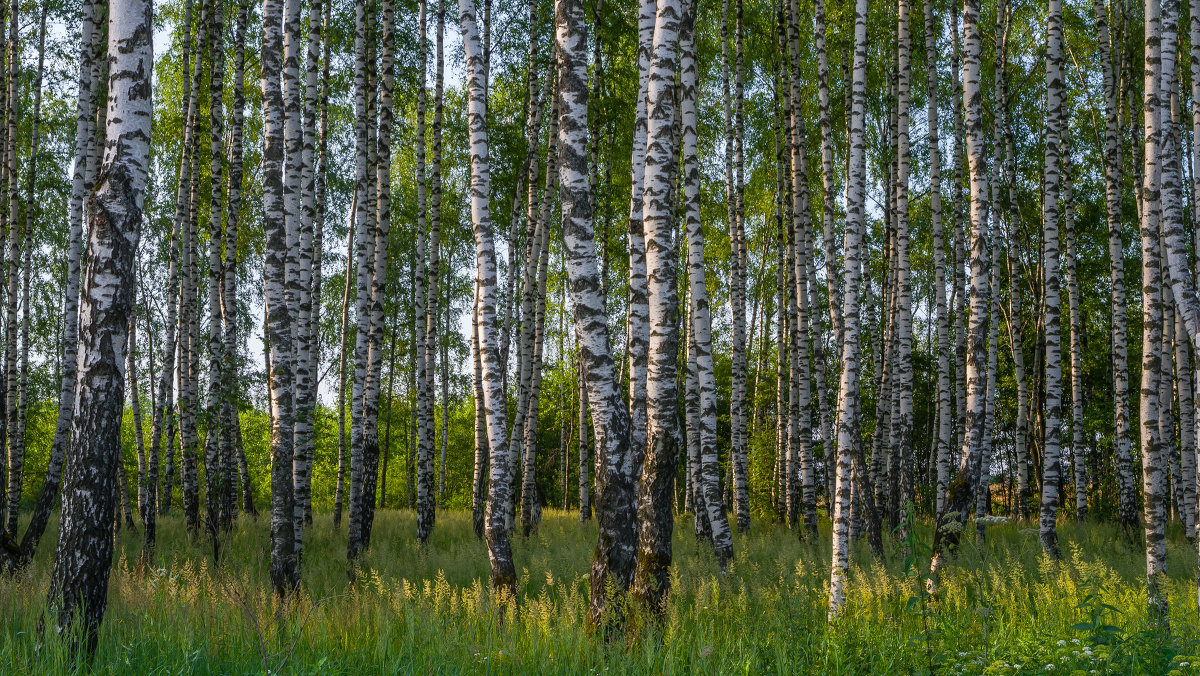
930,0,990,581
632,0,684,615
1039,0,1066,560
829,0,869,619
460,0,517,594
46,0,152,650
683,0,732,566
261,0,299,595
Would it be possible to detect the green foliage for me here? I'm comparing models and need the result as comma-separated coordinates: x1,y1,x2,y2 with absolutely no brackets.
4,513,1200,673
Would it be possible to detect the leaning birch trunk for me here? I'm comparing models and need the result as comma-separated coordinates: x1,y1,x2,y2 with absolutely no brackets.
632,0,684,616
333,216,353,527
1038,0,1066,560
33,0,99,563
1,0,44,562
829,0,869,619
680,0,732,566
261,0,299,596
555,0,637,620
930,0,990,583
460,0,517,595
46,0,151,651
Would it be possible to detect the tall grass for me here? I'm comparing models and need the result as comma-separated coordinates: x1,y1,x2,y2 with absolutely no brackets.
4,511,1200,674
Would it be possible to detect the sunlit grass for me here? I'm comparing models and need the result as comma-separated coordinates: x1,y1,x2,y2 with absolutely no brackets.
4,510,1200,673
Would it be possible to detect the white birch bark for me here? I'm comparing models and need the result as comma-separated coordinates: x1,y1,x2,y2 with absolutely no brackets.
632,0,684,615
1039,0,1066,560
46,0,151,649
625,0,656,480
829,0,869,619
930,0,990,581
261,0,299,594
681,0,732,565
460,0,516,594
1141,0,1169,623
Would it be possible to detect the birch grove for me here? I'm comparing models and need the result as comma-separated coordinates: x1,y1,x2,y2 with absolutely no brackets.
8,0,1200,656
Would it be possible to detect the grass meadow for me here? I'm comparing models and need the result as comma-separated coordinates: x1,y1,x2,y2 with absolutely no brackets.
5,510,1200,674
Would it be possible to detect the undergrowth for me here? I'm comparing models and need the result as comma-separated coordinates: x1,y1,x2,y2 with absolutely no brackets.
3,510,1200,674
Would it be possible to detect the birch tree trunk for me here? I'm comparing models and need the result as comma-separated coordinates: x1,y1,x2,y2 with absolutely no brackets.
46,0,151,650
1038,0,1066,560
347,0,379,562
892,0,915,533
1097,0,1138,531
930,0,990,582
555,0,638,620
225,0,254,519
632,0,684,616
418,0,447,542
261,0,299,595
829,0,869,619
924,0,952,517
1064,142,1087,519
785,0,816,538
460,0,516,594
682,0,732,566
1140,0,1169,624
203,0,229,541
13,0,102,566
625,0,657,480
723,0,749,536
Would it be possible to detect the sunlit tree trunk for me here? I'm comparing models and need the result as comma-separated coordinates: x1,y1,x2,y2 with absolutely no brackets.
682,1,732,566
555,0,638,619
203,0,229,540
829,0,869,619
625,0,656,479
632,0,684,616
723,0,749,535
460,0,516,594
1140,0,1169,625
46,0,151,650
1096,0,1138,531
261,0,299,595
924,0,952,516
930,0,990,582
1038,0,1066,560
